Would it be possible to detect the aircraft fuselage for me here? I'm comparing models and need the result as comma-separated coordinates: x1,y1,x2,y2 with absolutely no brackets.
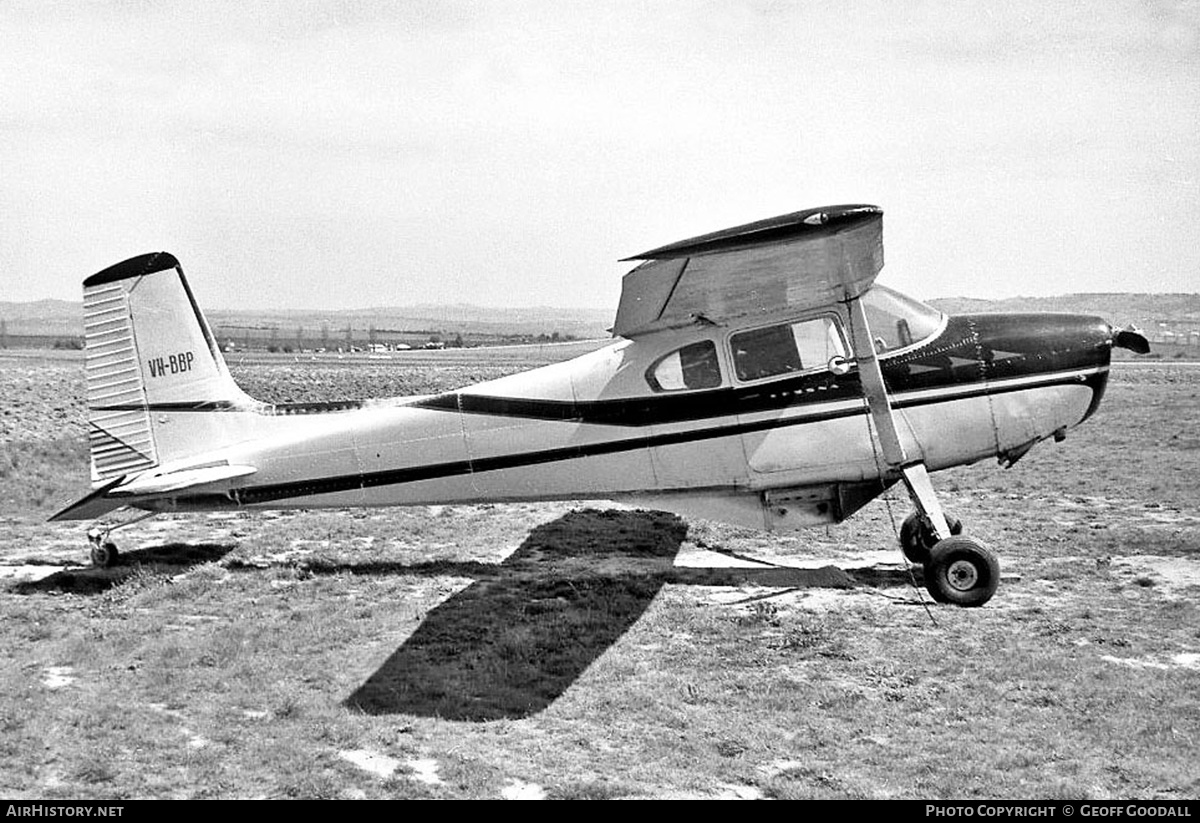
59,210,1143,604
152,301,1114,531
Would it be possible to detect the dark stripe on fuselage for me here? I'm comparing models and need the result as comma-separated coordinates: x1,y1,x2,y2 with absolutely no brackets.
111,312,1113,507
414,314,1112,426
89,399,368,415
90,316,1113,428
189,367,1107,508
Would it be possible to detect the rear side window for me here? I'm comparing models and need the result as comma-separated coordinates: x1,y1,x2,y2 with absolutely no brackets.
646,340,722,392
731,316,846,382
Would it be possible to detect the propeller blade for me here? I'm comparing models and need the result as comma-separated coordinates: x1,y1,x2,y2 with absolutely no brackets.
1113,326,1151,355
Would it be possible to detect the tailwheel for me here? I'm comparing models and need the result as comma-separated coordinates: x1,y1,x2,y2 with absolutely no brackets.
87,528,120,568
89,540,119,568
923,535,1000,607
84,509,155,568
899,511,962,565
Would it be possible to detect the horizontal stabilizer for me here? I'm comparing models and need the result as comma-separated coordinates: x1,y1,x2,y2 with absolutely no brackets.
112,464,257,496
49,464,257,521
48,478,128,522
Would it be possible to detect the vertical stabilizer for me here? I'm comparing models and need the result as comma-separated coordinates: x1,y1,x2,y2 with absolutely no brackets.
83,253,255,486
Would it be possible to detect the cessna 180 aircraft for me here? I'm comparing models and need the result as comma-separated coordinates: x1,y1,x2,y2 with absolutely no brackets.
52,204,1148,607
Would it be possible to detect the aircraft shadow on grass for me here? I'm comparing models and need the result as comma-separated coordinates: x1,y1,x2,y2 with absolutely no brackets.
335,508,914,721
10,509,912,720
10,542,236,596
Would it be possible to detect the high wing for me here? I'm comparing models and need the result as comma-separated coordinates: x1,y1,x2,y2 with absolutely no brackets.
612,204,883,338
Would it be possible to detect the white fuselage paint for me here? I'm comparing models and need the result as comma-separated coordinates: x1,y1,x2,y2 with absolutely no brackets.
160,321,1103,527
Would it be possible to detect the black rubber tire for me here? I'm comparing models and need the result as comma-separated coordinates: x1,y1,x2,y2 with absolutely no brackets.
90,541,119,568
923,535,1000,607
899,511,962,565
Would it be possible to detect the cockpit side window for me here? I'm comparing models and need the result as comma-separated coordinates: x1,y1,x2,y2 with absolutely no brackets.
730,316,846,382
646,340,722,392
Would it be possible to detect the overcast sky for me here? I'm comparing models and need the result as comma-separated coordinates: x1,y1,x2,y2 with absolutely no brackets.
2,1,1196,311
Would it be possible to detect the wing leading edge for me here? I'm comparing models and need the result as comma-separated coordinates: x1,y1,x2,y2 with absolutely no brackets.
612,204,883,338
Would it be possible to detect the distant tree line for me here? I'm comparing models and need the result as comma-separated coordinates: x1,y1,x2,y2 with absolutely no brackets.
211,323,578,352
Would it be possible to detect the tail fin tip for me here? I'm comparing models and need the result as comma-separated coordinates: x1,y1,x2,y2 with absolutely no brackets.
83,252,180,288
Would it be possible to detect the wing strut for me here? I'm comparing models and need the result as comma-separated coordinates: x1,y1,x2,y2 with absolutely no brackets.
844,295,951,541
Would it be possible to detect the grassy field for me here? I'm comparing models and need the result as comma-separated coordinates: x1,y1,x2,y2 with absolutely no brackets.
0,349,1197,799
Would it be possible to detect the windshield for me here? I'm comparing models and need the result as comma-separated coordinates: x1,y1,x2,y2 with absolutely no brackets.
859,285,944,353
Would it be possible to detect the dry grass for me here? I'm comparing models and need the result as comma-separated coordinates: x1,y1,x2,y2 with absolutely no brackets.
1,352,1198,799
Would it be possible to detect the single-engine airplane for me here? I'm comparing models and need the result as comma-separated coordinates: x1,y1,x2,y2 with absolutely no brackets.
52,205,1148,606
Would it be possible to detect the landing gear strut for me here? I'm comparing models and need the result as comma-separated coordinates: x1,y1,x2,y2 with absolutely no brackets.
83,509,156,568
845,294,1000,606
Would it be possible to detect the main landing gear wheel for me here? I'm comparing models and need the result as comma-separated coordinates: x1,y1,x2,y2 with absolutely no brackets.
923,535,1000,607
899,511,962,565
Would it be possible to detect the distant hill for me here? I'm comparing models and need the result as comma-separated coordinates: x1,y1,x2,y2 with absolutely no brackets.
928,293,1200,322
0,298,614,348
3,293,1198,348
205,304,614,343
0,299,80,337
927,293,1200,345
